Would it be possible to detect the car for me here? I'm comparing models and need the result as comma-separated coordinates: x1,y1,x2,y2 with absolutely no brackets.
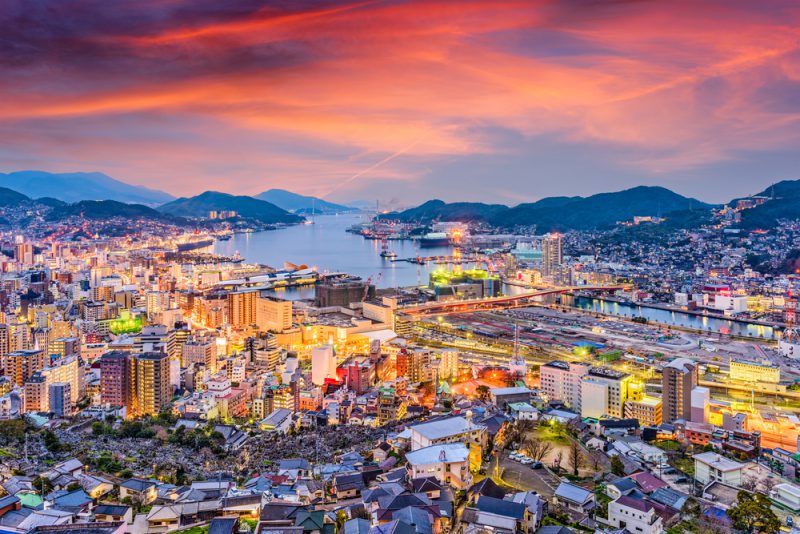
520,457,534,465
787,517,794,527
531,462,543,469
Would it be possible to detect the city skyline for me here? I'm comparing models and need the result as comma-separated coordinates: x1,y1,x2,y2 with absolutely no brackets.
1,0,800,204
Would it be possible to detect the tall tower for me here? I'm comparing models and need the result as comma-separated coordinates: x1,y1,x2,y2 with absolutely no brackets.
542,233,563,278
662,358,697,423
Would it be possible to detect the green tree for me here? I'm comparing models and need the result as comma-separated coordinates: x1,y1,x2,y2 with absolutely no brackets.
727,491,780,534
41,430,62,452
610,454,625,476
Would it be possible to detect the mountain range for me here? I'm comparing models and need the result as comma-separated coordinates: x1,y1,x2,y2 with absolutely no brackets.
0,171,174,205
157,191,303,224
380,186,715,231
255,189,355,214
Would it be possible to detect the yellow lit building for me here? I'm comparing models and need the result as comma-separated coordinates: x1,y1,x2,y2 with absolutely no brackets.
729,359,780,384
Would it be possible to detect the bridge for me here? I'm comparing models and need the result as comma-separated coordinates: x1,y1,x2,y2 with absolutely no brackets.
398,285,631,316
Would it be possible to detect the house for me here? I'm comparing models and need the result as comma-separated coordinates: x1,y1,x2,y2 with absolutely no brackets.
554,482,595,515
606,478,637,500
119,478,158,504
505,491,547,531
0,495,21,519
536,527,574,534
145,505,181,532
607,495,664,534
627,473,668,495
220,495,262,517
278,459,313,480
94,504,133,524
28,523,126,534
508,402,537,421
467,478,505,503
405,443,472,489
693,452,744,487
79,474,115,499
373,442,392,463
209,517,240,534
213,425,248,450
333,474,366,499
411,477,444,500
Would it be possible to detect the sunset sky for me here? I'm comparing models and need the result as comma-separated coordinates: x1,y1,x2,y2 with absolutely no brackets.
1,0,799,205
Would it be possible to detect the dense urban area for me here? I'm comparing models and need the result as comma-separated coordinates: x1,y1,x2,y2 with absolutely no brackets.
2,180,800,534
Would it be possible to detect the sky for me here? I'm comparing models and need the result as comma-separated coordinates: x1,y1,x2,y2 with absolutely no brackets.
1,0,799,206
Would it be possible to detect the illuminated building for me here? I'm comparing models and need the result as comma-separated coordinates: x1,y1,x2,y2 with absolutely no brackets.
662,358,697,423
6,349,45,386
256,296,292,333
690,386,710,424
311,345,336,386
580,368,631,418
245,334,280,370
100,351,133,413
227,290,257,328
729,359,780,383
182,335,217,372
406,443,471,489
624,396,663,426
133,352,171,417
315,278,374,308
395,348,431,383
539,360,589,410
438,350,459,380
542,233,563,278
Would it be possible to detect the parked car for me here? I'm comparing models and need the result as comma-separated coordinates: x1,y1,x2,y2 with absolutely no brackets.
531,462,543,469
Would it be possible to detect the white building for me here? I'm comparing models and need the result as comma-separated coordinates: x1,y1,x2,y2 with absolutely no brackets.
690,386,710,424
607,496,664,534
311,345,336,386
771,483,800,512
408,415,486,451
406,443,471,489
694,452,745,487
539,361,589,410
581,379,609,419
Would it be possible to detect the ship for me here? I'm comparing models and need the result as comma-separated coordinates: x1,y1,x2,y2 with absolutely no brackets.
419,232,451,247
216,234,232,241
176,238,214,252
380,249,397,259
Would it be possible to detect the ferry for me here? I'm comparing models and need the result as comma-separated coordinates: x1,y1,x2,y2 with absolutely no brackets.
419,232,451,247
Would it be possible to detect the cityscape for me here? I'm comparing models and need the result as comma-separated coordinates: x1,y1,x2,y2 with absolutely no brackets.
2,2,800,534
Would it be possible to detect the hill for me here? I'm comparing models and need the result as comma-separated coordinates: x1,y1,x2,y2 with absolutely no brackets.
0,170,174,205
47,200,184,223
379,199,508,223
0,186,31,207
381,187,713,231
737,179,800,230
158,191,303,224
255,189,356,214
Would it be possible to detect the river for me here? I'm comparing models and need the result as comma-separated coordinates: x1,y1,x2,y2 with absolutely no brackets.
561,295,776,339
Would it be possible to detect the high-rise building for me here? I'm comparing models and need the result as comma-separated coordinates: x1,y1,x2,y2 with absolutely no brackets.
227,291,257,328
100,351,133,412
539,360,589,409
541,233,563,278
438,350,459,380
181,335,217,372
311,345,337,386
133,352,171,417
690,386,710,424
662,358,697,423
255,297,292,333
580,367,631,418
6,349,46,386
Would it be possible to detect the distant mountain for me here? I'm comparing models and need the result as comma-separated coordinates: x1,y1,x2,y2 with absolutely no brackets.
381,186,714,231
0,186,31,207
47,200,184,223
737,179,800,229
255,189,356,214
379,199,508,223
0,171,174,205
158,191,303,224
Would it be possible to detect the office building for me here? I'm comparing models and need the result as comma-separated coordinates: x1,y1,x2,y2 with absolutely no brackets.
542,233,563,278
182,335,217,372
662,358,697,423
580,367,631,418
6,349,46,386
255,296,292,333
227,290,257,328
624,396,663,426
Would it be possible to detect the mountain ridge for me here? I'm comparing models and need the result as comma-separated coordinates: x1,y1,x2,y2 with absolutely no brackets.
158,191,303,224
0,170,174,205
255,189,356,214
